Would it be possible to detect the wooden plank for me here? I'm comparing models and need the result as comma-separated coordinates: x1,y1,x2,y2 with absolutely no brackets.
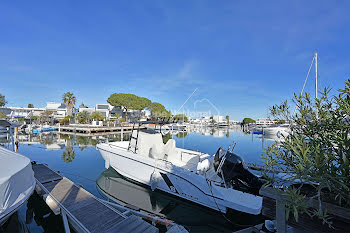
71,202,124,232
234,224,262,233
32,164,62,184
132,220,156,233
113,215,156,233
276,200,287,233
143,226,160,233
43,179,92,207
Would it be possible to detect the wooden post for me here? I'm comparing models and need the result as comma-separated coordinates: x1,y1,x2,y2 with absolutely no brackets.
10,126,15,151
276,200,287,233
260,187,288,233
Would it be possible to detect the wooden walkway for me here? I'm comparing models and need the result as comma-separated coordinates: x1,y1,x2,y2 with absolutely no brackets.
32,163,158,233
59,125,146,135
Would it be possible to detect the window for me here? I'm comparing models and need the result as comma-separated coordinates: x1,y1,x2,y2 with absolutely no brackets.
97,105,109,110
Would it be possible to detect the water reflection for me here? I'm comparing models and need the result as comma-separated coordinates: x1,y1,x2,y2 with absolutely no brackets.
97,168,265,233
186,125,231,138
62,138,75,163
25,192,64,232
175,131,188,138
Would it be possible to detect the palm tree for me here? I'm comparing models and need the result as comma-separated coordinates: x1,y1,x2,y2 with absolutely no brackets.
62,92,76,116
62,138,75,163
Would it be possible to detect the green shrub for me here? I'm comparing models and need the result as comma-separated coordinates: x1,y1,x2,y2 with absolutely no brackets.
262,80,350,226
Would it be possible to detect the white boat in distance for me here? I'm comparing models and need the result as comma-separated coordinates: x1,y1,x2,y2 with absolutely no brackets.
97,127,263,215
0,147,36,225
169,123,186,131
263,124,290,138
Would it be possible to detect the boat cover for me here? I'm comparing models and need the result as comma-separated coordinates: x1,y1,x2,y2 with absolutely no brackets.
0,146,35,216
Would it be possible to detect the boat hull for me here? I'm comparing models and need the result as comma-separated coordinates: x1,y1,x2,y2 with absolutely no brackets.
0,147,36,226
0,188,34,226
97,143,263,215
264,127,290,137
33,127,57,134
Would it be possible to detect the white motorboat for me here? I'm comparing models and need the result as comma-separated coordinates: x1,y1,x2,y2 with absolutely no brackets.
0,147,36,225
168,123,186,131
97,128,263,215
263,124,290,138
146,124,170,131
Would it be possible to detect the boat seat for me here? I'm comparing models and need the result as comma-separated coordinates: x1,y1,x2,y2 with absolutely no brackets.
149,143,165,159
164,139,181,162
164,140,200,169
196,159,210,175
137,131,164,158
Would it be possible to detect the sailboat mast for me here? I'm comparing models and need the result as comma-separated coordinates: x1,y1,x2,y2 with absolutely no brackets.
315,52,318,99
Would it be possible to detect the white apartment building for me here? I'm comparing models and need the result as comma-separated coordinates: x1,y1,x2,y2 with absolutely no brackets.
229,120,241,124
45,102,67,119
78,104,149,121
0,102,67,120
190,116,211,124
79,104,112,119
213,115,225,123
0,106,45,118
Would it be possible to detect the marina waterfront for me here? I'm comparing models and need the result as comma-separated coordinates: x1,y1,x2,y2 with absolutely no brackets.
1,1,350,232
0,126,273,232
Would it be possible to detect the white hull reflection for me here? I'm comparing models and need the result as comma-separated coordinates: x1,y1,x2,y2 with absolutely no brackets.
96,168,264,232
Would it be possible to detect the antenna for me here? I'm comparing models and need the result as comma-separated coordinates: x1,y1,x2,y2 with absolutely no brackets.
170,88,198,122
315,52,318,99
176,88,198,113
293,53,319,115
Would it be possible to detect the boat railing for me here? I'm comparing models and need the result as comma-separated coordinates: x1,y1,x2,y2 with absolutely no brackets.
108,143,129,150
180,151,201,163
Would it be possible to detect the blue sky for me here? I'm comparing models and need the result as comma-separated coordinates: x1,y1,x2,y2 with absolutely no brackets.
0,1,349,120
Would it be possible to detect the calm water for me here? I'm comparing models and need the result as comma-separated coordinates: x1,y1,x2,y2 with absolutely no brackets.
1,126,276,233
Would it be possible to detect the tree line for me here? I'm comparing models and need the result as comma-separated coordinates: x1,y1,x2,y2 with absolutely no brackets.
1,91,222,123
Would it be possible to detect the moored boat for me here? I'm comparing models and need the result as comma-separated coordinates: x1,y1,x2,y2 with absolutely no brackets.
263,124,290,138
32,125,58,134
97,124,264,215
0,147,36,225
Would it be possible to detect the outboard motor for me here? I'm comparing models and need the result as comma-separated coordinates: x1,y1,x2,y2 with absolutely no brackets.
213,147,263,195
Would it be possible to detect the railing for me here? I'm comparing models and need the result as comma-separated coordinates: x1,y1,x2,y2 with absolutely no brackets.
108,143,128,150
180,151,201,163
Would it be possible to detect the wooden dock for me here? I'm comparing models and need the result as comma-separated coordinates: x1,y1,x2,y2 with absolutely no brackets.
260,187,350,233
32,163,158,233
58,125,146,135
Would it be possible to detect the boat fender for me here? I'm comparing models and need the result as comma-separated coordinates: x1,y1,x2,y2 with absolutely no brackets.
35,184,45,196
150,171,161,191
43,194,61,215
104,157,110,169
